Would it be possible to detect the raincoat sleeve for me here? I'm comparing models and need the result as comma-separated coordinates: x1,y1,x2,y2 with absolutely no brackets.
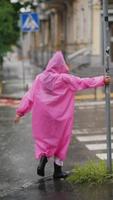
16,76,38,117
69,75,105,92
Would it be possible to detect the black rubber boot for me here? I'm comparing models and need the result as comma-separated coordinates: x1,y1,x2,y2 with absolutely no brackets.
53,162,69,179
37,156,48,177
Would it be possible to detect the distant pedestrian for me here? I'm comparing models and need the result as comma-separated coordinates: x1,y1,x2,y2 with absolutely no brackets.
14,51,110,179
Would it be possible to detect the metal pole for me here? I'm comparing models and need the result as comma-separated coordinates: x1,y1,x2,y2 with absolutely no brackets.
62,3,67,58
41,23,45,67
102,0,112,172
89,0,93,64
20,30,26,92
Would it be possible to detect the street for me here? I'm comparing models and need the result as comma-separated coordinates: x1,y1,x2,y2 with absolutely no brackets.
0,99,113,199
1,0,113,199
0,51,113,200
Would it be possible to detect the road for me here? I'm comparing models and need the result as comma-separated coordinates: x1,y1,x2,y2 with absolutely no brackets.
0,99,113,199
1,55,113,199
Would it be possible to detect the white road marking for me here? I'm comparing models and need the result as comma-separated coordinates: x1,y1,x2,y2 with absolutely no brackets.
96,153,113,160
73,127,113,135
86,143,107,151
86,143,113,150
76,135,113,142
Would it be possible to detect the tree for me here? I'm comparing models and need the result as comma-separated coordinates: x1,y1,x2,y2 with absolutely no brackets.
0,0,20,65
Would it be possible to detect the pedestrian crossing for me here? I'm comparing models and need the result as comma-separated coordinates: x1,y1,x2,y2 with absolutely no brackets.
72,128,113,160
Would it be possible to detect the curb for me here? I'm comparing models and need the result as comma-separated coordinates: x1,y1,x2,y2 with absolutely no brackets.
0,95,21,100
0,92,113,106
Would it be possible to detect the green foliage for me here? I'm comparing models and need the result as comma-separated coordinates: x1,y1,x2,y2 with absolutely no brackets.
0,0,20,62
68,160,113,185
38,0,52,2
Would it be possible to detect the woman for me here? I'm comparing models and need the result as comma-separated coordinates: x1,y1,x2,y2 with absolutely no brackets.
15,51,110,179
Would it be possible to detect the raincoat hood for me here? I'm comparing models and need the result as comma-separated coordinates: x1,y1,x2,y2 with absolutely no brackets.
39,51,69,91
45,51,69,74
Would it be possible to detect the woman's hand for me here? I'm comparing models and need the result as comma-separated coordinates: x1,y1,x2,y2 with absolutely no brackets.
14,114,21,124
104,76,111,85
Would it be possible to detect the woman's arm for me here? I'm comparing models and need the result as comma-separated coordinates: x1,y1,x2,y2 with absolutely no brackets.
68,75,110,92
16,95,33,117
15,76,38,122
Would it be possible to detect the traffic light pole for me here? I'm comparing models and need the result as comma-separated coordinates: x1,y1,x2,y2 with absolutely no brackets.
102,0,112,173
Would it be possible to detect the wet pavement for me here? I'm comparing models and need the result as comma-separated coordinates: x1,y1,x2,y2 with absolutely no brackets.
1,100,113,199
1,58,113,199
2,179,113,200
0,105,90,197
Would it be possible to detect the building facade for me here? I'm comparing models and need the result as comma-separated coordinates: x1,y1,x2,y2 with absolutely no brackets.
37,0,102,67
20,0,113,67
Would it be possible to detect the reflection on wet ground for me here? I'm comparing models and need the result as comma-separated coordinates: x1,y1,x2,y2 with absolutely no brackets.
1,177,113,200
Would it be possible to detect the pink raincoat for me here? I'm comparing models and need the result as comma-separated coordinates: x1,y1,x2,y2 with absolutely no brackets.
16,51,105,161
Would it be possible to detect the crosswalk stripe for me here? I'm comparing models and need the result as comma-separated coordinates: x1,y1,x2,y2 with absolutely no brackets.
86,143,113,150
76,135,113,142
96,153,113,160
73,127,113,135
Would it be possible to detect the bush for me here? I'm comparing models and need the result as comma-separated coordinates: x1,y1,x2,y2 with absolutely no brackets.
68,160,113,185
